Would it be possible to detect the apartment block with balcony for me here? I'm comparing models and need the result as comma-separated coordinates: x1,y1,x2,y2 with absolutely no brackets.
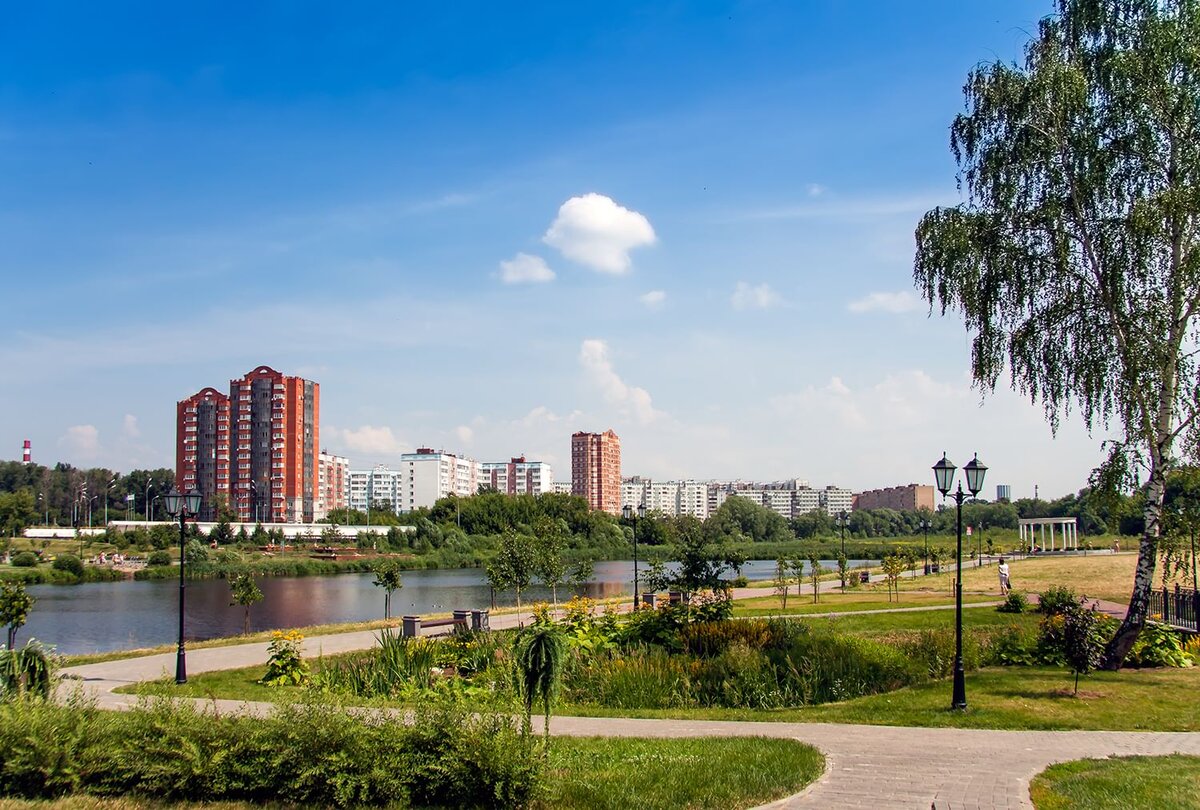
480,456,554,496
347,465,402,514
316,450,349,520
227,366,319,524
571,430,621,515
175,387,231,522
853,484,935,513
399,448,482,512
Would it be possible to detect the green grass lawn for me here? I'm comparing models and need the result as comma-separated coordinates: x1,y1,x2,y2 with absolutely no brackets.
125,658,1200,732
1030,755,1200,809
556,666,1200,731
733,590,997,617
808,605,1038,633
0,737,823,810
543,736,823,809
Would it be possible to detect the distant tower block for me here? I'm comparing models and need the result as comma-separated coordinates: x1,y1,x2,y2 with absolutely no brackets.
996,484,1011,502
22,439,31,464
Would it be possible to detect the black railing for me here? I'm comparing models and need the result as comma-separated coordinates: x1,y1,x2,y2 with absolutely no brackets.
1149,584,1200,632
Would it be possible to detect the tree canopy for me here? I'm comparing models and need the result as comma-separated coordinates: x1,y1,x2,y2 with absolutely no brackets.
914,0,1200,665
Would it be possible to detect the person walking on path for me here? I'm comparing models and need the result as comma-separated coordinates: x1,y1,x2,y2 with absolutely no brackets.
997,557,1010,596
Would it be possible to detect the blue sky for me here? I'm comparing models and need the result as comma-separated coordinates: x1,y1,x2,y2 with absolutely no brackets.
0,1,1107,498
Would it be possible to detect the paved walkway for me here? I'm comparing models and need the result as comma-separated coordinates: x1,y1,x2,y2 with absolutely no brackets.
61,557,1179,810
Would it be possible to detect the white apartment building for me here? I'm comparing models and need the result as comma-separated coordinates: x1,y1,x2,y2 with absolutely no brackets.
398,448,482,512
479,456,553,496
620,478,711,520
315,451,348,521
821,485,855,517
551,481,573,495
346,465,403,514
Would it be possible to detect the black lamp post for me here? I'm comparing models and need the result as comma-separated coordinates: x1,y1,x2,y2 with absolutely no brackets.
164,488,202,684
622,502,646,609
837,511,849,587
921,519,931,574
933,452,987,711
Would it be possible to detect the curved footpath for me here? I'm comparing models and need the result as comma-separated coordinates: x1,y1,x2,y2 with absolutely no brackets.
61,558,1193,810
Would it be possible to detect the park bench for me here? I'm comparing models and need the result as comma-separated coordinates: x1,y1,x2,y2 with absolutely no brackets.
402,609,489,638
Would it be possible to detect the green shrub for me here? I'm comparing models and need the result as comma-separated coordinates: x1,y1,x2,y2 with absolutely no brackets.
680,619,781,657
566,647,694,709
259,631,309,686
183,539,209,564
1038,585,1078,616
997,590,1029,613
989,625,1041,666
0,697,541,807
776,625,927,703
692,641,798,709
0,643,53,700
898,629,983,679
9,553,37,569
1127,622,1192,668
146,550,172,567
51,554,84,577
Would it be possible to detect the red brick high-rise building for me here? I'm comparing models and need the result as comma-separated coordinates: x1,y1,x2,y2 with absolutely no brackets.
176,388,231,522
571,429,621,514
176,365,320,523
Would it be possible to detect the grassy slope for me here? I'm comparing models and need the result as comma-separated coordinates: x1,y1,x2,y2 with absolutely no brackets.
1030,755,1200,810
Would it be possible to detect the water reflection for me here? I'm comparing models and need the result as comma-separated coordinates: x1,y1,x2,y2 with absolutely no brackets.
24,558,870,655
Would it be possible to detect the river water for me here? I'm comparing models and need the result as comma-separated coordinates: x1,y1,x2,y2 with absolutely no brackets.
22,558,872,655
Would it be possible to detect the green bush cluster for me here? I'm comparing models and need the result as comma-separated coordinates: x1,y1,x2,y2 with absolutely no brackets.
8,553,37,568
312,630,507,701
0,697,541,808
565,618,929,709
50,554,83,577
997,590,1029,613
146,550,172,567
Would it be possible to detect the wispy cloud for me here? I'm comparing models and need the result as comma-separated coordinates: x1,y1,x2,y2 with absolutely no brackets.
498,252,556,284
639,290,666,309
731,281,782,311
848,290,924,314
58,424,101,459
579,339,660,424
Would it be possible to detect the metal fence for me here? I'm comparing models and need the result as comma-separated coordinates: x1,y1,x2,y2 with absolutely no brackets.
1149,585,1200,632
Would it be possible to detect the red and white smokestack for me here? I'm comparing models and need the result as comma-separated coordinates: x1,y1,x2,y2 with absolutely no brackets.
22,440,31,464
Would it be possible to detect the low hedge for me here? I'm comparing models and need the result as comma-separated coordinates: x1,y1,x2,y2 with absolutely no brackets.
0,697,541,807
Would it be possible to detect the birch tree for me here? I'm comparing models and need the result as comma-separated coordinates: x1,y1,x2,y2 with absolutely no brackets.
914,0,1200,666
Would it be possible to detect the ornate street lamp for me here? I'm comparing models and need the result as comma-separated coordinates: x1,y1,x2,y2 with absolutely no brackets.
921,518,932,574
933,452,987,710
622,502,647,609
837,510,849,587
164,488,203,684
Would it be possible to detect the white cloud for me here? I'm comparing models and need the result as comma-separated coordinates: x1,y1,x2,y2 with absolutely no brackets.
579,339,660,424
639,290,666,309
806,183,826,197
331,425,409,458
121,414,140,439
848,290,924,314
543,193,656,274
731,281,782,310
498,252,556,284
455,425,474,444
58,425,100,458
